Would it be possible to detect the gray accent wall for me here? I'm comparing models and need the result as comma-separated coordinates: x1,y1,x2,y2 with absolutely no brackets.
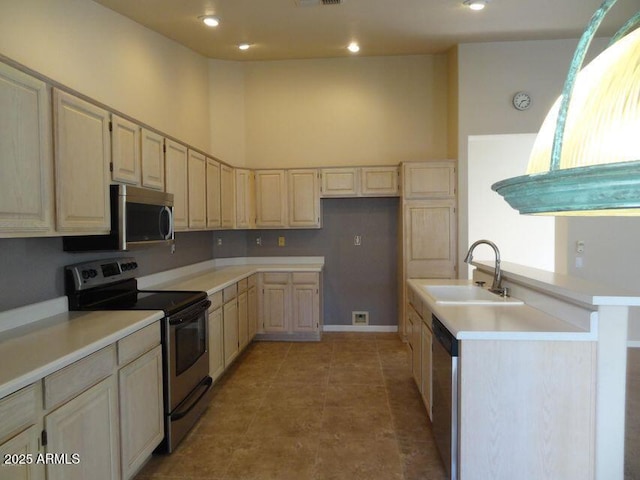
244,198,399,327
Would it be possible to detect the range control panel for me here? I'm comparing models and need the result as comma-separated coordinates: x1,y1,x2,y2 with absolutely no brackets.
65,257,138,291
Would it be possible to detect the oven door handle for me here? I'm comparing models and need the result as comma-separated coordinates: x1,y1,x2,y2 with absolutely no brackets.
171,376,213,422
168,300,211,325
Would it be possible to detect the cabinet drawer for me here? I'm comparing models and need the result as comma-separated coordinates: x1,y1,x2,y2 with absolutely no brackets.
237,278,248,293
262,272,289,284
248,274,257,289
117,322,161,366
292,272,318,285
0,383,40,444
209,291,223,311
44,345,116,410
223,284,238,303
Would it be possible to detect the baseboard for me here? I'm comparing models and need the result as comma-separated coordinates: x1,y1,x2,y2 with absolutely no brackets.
323,325,398,333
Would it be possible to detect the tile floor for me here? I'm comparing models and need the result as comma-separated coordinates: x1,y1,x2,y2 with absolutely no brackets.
135,332,447,480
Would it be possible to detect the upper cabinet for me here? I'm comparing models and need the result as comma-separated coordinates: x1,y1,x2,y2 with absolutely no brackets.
0,62,54,237
255,170,288,228
164,140,189,231
140,128,165,191
220,164,235,229
235,169,255,229
110,115,140,186
206,158,222,229
288,169,321,228
402,162,456,199
53,89,111,234
188,149,207,230
321,166,399,198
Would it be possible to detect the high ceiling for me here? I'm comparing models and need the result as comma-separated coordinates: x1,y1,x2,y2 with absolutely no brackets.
93,0,639,61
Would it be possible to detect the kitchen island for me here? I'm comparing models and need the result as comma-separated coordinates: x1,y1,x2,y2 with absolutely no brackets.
408,261,640,480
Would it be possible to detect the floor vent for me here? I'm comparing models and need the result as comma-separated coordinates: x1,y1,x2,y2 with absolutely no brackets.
352,311,369,326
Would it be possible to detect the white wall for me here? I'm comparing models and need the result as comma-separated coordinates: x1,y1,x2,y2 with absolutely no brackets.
468,134,555,274
241,55,449,169
0,0,211,151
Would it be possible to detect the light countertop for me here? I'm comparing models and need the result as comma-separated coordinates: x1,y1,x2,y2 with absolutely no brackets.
0,309,163,399
408,279,596,341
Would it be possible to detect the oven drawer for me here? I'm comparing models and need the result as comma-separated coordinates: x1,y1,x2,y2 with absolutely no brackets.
223,284,237,303
117,322,161,366
209,291,223,311
0,383,40,444
44,345,116,410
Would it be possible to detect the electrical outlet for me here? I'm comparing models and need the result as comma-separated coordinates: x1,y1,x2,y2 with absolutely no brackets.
354,235,361,246
216,238,223,246
278,236,286,247
256,236,262,246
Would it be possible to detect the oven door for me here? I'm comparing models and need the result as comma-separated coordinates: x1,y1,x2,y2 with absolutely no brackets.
166,299,211,412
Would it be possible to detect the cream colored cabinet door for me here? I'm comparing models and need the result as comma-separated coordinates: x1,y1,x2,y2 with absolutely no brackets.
421,319,432,420
360,166,399,197
118,345,163,480
255,170,287,228
238,291,248,350
320,168,358,197
402,162,456,199
0,62,54,236
0,425,43,480
223,300,239,367
220,164,235,229
53,89,111,234
187,150,206,230
206,158,222,229
404,200,457,278
288,169,320,228
44,376,119,480
165,140,188,231
291,274,319,333
235,169,255,229
140,128,165,191
208,306,224,382
110,114,140,185
248,285,258,342
261,273,290,333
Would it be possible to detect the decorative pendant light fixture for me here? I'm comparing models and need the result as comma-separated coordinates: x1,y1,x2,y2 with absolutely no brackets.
492,0,640,216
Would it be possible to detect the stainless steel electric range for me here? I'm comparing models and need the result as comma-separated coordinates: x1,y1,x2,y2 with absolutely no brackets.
65,257,212,453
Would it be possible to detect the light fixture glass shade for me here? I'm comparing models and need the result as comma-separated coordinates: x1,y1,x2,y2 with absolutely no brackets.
492,0,640,216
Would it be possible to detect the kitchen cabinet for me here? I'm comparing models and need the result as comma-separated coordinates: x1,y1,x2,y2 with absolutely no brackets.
188,149,207,230
320,166,399,197
258,272,322,340
238,290,249,350
0,383,42,480
0,62,54,237
140,128,165,191
44,375,120,480
53,89,111,234
223,285,239,367
235,169,255,229
110,114,140,186
164,140,188,231
208,292,224,383
206,158,222,229
117,323,163,480
288,169,321,228
247,275,258,342
220,164,235,229
255,170,288,228
402,161,456,199
421,318,433,420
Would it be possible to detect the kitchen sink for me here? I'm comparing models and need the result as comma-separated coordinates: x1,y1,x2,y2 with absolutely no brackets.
422,285,524,305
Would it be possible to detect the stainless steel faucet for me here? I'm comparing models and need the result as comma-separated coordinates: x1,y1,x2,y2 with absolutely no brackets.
464,239,505,295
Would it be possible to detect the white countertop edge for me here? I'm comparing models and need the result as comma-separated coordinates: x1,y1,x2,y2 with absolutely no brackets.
628,341,640,348
0,311,163,400
473,261,640,307
456,331,597,341
0,297,68,334
138,259,217,289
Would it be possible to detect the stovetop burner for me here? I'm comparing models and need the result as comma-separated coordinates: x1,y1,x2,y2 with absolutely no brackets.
65,257,207,316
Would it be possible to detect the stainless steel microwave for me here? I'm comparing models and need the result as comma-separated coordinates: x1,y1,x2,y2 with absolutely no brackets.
63,184,174,252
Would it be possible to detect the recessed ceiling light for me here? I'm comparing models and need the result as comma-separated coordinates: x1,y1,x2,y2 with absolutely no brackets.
200,15,220,27
348,42,360,53
463,0,488,11
238,43,251,51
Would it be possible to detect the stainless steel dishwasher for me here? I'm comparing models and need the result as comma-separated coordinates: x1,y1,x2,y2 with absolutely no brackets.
432,314,459,480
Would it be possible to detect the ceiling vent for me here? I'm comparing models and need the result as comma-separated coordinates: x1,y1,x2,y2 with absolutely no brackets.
295,0,343,6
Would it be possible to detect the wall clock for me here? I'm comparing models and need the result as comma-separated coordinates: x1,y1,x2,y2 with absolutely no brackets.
512,91,532,111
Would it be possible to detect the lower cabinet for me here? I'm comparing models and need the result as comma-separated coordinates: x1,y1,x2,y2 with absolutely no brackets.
238,291,248,350
247,276,258,341
258,272,322,340
208,294,225,383
0,425,42,480
420,318,433,420
44,375,120,480
223,296,239,367
407,285,433,420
